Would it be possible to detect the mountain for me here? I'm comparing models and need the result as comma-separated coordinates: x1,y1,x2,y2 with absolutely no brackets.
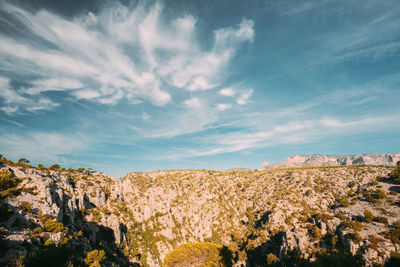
1,154,400,266
261,153,400,170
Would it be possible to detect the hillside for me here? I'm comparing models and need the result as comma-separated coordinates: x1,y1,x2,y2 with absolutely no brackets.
1,154,400,266
261,153,400,170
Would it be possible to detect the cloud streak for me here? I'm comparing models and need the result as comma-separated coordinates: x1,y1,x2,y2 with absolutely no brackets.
0,1,254,114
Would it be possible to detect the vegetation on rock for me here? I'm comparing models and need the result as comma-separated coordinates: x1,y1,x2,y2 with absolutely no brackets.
0,154,400,266
163,242,232,267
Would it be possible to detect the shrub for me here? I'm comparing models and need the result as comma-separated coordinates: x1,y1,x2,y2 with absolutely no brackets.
0,169,22,198
44,219,65,233
44,239,54,246
49,164,60,170
390,161,400,183
37,164,46,170
163,242,232,267
373,216,389,224
18,201,32,212
17,158,30,166
312,226,322,240
347,231,362,243
84,249,106,267
364,209,374,223
342,220,363,231
267,253,279,264
385,220,400,245
375,189,387,199
340,198,350,207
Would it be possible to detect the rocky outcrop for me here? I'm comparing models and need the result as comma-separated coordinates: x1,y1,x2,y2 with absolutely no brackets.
1,157,400,266
261,153,400,170
0,165,130,266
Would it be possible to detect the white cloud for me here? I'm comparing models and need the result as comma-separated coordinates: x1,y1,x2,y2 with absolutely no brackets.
217,103,231,111
237,89,254,105
0,2,253,112
0,77,26,104
22,78,84,95
165,113,400,159
0,106,19,115
184,97,202,109
219,88,236,97
74,90,101,99
26,98,59,111
187,76,215,91
0,76,58,114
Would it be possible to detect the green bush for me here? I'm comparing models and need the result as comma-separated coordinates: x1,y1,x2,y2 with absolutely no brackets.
84,249,106,267
390,161,400,183
44,219,66,233
340,198,350,207
342,221,363,231
375,189,387,199
347,231,362,243
385,220,400,245
0,169,22,198
267,253,279,264
49,164,60,170
364,209,374,223
373,216,389,224
163,242,232,267
18,201,32,212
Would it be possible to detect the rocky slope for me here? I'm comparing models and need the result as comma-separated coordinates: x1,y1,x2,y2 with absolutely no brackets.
261,153,400,171
1,154,400,266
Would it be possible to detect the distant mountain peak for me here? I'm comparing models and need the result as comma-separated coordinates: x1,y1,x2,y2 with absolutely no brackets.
261,153,400,170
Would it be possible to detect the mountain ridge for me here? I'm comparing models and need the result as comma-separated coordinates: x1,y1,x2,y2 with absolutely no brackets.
261,153,400,170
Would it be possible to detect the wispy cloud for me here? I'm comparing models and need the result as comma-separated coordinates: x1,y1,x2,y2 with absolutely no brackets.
217,103,231,111
219,88,236,97
237,89,253,105
183,97,202,109
0,76,58,114
0,1,254,113
166,114,400,159
0,131,90,163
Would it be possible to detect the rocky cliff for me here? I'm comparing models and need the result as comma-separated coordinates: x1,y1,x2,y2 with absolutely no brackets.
1,155,400,266
261,153,400,171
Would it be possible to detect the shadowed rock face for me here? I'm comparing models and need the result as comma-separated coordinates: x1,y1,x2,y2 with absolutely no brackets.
261,153,400,170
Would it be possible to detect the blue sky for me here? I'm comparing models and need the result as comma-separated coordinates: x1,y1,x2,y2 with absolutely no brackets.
1,0,400,177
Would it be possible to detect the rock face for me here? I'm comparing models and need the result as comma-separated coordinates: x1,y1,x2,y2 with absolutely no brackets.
1,156,400,267
260,153,400,170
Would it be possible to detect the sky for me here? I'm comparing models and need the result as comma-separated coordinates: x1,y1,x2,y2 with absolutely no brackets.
0,0,400,177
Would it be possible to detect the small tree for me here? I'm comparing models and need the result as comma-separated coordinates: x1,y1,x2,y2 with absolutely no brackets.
49,164,60,170
17,158,30,165
37,163,46,170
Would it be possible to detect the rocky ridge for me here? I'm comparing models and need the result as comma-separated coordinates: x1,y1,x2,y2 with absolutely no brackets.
1,154,400,266
261,153,400,171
